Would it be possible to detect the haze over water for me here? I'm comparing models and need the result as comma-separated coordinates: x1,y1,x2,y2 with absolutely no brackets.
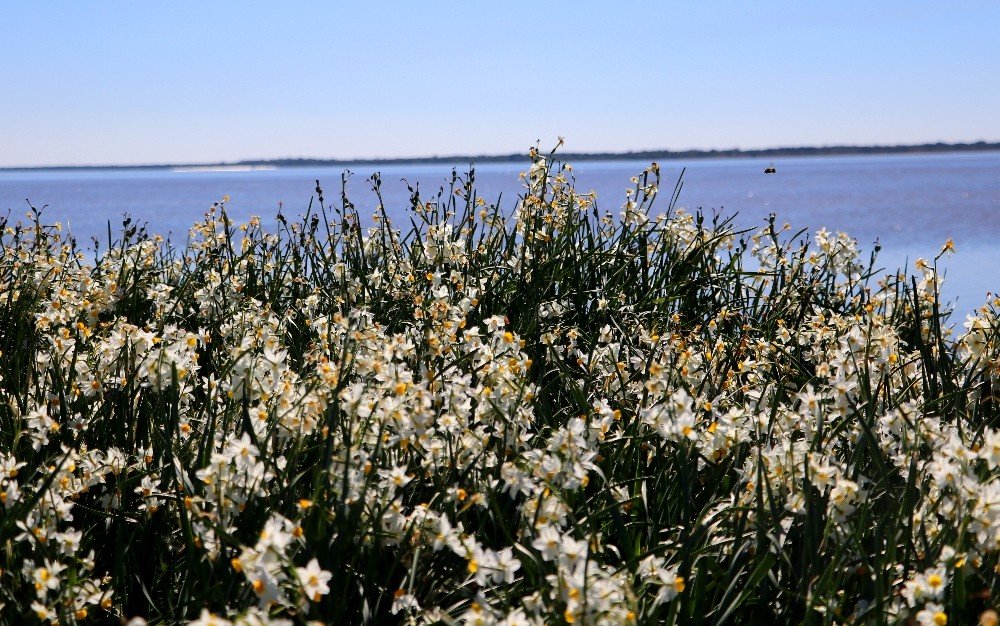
2,150,998,318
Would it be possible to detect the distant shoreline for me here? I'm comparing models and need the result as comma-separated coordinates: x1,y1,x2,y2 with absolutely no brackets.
4,141,999,172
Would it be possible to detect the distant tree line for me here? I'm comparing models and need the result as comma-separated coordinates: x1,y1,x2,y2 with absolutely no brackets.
6,141,1000,171
240,141,1000,167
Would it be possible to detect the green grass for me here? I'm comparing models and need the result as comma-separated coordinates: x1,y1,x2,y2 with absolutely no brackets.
1,147,999,625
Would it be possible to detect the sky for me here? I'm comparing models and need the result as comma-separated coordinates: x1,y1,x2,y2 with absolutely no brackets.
1,2,999,167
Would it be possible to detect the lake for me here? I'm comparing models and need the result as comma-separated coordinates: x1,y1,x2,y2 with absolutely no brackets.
2,151,999,319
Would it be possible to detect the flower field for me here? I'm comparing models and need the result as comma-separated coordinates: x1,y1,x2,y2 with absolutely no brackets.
4,150,1000,625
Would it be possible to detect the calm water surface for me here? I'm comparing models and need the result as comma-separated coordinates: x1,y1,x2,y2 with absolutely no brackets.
2,152,998,318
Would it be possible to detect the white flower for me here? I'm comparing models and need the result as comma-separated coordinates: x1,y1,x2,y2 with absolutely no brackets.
391,589,419,615
188,609,232,626
653,566,686,606
532,525,562,562
248,567,284,608
31,602,52,621
557,536,588,572
498,608,531,626
33,560,65,596
385,465,412,488
257,516,293,553
915,602,948,626
295,558,332,603
494,547,521,584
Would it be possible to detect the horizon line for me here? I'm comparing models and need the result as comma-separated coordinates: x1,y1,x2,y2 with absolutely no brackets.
4,139,1000,172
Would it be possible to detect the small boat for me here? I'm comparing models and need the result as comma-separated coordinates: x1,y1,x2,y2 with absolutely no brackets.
764,164,776,174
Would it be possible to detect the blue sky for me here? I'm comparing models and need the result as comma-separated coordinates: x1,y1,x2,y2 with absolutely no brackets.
2,2,998,167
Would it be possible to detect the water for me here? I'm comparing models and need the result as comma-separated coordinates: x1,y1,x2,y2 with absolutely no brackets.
2,152,999,319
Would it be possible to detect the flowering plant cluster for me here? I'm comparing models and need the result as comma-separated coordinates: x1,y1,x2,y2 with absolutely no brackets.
2,150,999,625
